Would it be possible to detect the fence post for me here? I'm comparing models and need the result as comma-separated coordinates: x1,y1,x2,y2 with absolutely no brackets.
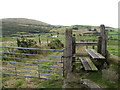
38,35,41,45
72,37,76,57
100,24,107,57
99,25,109,68
72,36,76,71
47,38,48,46
86,40,88,49
92,39,95,49
97,37,102,53
64,28,73,77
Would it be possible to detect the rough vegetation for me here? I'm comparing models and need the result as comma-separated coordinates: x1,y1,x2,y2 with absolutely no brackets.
48,39,64,49
17,36,37,48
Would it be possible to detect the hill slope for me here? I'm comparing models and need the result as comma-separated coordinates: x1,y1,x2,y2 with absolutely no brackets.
2,18,53,36
2,18,50,26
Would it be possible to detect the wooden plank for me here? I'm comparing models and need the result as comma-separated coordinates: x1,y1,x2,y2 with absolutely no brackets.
91,49,105,59
76,42,97,46
79,57,98,71
85,49,105,59
85,57,98,71
85,49,100,59
79,57,91,70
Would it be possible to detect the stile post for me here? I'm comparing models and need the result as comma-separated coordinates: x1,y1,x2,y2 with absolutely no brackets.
72,36,76,71
47,39,48,46
64,28,73,77
97,36,104,69
72,37,76,57
100,24,107,57
92,39,95,49
99,24,109,68
86,40,88,49
38,35,41,45
97,37,102,54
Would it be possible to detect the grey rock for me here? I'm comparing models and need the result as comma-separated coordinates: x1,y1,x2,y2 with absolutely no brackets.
80,79,101,89
102,69,118,83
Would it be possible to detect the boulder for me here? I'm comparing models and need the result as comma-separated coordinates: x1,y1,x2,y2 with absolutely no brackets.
80,79,101,89
102,69,118,83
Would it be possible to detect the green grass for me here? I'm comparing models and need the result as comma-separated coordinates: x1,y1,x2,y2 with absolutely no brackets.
2,75,63,88
86,72,118,88
107,45,118,56
108,40,118,45
1,45,63,88
2,75,11,82
13,80,24,88
37,79,63,88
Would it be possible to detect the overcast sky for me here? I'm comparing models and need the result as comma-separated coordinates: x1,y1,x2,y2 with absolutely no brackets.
0,0,119,28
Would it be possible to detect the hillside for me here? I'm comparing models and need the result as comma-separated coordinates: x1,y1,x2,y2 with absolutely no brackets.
2,18,50,26
2,18,53,36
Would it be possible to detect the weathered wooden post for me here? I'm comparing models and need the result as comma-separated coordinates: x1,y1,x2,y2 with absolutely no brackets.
72,36,76,71
47,38,48,46
86,40,88,49
64,28,73,77
98,24,109,69
97,36,104,69
72,37,76,57
92,39,95,49
100,24,107,57
97,37,102,54
38,35,41,45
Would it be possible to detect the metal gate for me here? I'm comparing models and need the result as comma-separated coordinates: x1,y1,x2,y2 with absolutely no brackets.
0,46,64,79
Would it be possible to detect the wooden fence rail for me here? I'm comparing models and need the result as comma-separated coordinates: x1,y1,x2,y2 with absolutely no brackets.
75,42,98,46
